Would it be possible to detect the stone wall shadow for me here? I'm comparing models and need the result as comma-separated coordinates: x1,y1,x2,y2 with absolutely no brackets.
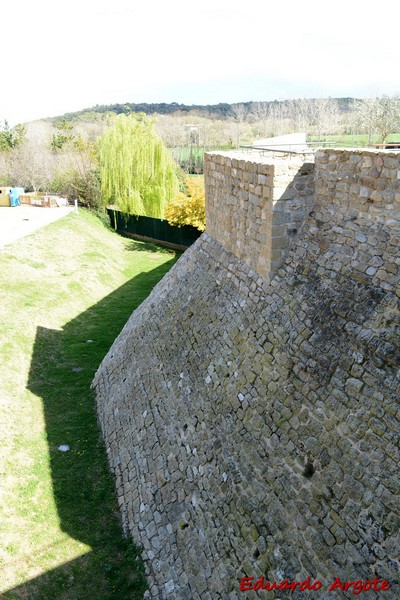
2,257,177,600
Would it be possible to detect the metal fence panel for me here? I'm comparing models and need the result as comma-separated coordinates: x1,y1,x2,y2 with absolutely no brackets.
108,210,201,248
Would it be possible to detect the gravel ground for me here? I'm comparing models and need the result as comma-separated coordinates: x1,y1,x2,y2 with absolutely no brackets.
0,205,74,248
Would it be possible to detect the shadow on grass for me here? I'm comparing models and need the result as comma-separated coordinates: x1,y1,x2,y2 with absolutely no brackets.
4,257,178,600
123,239,180,255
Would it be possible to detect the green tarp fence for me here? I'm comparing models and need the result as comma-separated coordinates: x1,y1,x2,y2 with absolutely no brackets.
108,210,201,248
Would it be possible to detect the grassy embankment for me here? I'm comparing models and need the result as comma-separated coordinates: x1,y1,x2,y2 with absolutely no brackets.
0,210,180,600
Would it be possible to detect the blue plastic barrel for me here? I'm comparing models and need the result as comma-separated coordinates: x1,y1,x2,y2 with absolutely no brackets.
10,187,24,207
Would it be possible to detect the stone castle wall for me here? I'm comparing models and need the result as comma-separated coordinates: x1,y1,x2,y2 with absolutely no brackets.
93,149,399,599
205,151,315,277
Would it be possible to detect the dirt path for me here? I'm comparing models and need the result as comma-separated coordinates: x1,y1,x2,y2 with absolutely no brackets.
0,205,74,248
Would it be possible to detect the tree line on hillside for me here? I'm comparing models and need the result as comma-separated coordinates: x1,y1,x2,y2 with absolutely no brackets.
56,98,356,122
0,95,399,230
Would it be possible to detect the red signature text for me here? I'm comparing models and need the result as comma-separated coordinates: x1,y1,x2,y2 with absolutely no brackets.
240,576,391,594
329,578,391,594
240,576,321,592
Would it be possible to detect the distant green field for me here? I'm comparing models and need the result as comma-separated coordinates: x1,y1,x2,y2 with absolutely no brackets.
169,145,234,171
308,133,400,147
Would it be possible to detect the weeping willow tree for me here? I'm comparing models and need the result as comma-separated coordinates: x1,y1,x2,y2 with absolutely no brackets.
98,113,180,218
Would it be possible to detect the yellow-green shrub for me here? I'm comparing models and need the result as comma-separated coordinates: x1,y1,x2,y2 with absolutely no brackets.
165,176,206,231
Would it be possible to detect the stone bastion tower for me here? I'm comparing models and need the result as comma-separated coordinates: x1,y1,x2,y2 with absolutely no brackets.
93,149,399,599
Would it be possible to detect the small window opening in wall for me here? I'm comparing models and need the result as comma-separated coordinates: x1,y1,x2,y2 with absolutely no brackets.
302,461,315,478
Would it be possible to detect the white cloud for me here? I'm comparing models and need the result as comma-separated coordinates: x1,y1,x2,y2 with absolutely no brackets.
1,0,398,125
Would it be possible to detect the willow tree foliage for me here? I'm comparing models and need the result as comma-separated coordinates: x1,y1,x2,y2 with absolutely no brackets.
98,113,180,218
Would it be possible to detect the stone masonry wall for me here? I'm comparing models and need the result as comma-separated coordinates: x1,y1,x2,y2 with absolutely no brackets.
204,151,315,277
93,149,399,599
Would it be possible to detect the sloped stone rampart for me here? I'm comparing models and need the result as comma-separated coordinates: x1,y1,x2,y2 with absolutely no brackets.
93,149,399,599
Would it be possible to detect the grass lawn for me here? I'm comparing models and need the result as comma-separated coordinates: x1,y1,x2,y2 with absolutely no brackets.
0,209,180,599
308,133,400,146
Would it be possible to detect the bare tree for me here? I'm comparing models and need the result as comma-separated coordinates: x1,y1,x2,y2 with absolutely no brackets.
229,103,249,147
7,139,54,192
355,95,400,143
250,101,270,136
268,102,290,136
286,99,309,131
308,98,340,140
230,103,248,122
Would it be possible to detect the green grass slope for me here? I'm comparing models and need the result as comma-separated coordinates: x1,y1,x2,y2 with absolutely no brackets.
0,210,180,600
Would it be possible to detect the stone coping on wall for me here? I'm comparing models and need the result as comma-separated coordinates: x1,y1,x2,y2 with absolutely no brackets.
205,149,315,164
206,147,400,162
317,147,400,154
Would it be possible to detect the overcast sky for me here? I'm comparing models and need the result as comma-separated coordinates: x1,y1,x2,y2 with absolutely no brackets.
2,0,398,125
